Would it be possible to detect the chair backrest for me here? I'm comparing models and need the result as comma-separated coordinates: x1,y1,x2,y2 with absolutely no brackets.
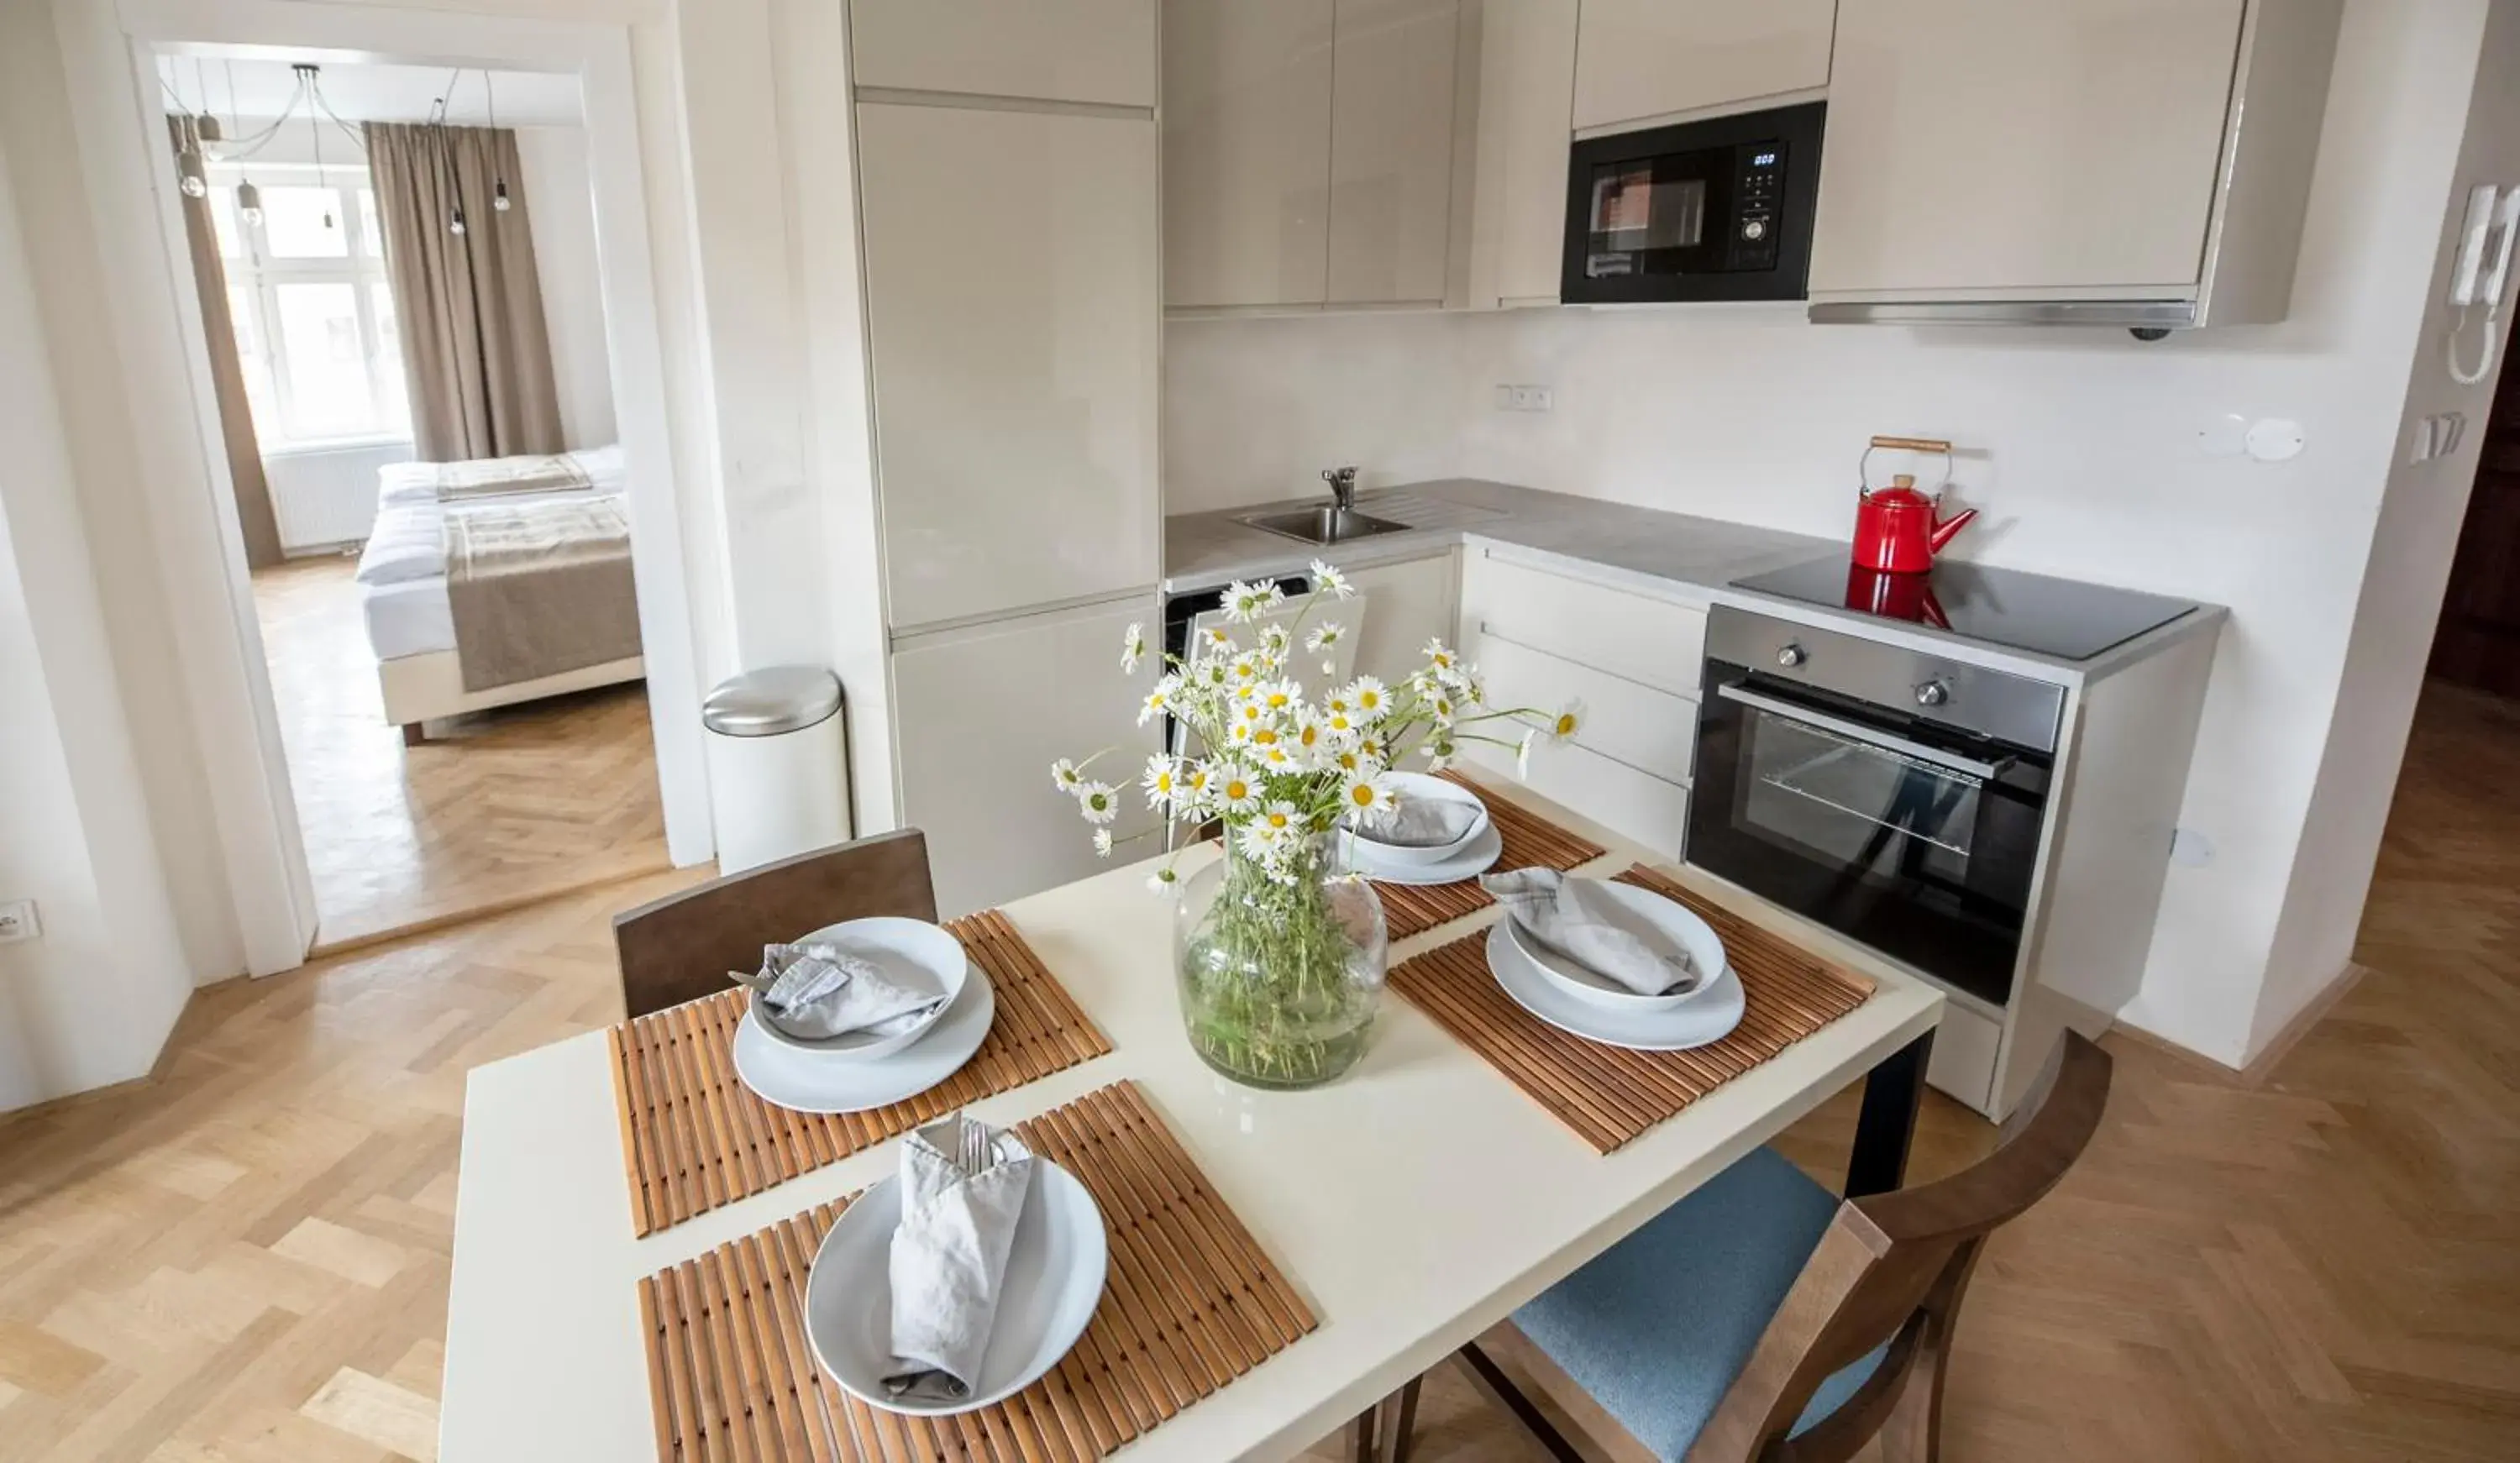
1689,1032,2113,1463
611,829,937,1019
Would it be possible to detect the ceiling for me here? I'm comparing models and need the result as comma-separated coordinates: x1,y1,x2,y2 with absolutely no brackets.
155,56,582,128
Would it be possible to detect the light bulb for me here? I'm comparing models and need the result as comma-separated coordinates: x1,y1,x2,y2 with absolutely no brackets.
176,144,208,197
493,179,512,213
180,173,208,198
236,180,263,227
449,207,467,237
323,210,336,229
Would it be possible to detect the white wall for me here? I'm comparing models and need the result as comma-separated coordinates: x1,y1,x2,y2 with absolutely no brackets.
1163,0,2514,1068
513,123,620,449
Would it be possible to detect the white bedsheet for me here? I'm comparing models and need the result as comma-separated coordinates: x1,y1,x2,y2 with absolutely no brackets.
363,574,457,661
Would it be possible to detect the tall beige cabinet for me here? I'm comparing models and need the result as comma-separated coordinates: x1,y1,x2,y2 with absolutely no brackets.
851,0,1165,915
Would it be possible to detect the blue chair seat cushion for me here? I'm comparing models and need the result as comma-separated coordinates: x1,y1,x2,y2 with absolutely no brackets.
1511,1146,1888,1460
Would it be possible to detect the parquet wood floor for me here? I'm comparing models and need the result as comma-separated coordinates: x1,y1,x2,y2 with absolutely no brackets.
251,557,671,952
2,686,2513,1462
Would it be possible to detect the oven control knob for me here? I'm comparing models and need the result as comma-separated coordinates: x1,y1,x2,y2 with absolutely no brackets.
1914,679,1951,707
1777,642,1808,669
1742,218,1768,241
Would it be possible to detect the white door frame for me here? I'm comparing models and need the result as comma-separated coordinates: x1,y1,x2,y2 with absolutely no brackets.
61,0,715,975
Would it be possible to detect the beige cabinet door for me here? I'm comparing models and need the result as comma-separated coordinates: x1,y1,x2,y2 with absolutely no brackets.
1469,0,1578,307
1163,0,1336,307
848,0,1158,106
1570,0,1835,133
892,599,1163,917
1809,0,2247,297
1325,0,1464,305
858,103,1161,629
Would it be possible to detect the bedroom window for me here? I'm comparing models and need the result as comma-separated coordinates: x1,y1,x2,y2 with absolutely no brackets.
209,174,412,449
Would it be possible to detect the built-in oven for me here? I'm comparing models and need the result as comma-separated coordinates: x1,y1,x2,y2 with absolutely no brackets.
1562,101,1824,306
1686,606,2065,1008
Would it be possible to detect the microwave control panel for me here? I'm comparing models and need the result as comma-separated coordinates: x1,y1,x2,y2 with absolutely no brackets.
1729,142,1786,272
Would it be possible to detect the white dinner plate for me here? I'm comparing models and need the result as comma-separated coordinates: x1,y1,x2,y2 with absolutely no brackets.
750,915,969,1062
804,1159,1109,1417
1500,880,1728,1016
1343,819,1504,887
732,961,995,1114
1339,773,1493,868
1485,922,1746,1051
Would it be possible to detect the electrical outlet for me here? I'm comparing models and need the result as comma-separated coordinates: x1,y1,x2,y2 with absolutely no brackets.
0,899,38,945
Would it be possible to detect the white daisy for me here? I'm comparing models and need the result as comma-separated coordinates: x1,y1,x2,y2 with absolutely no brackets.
1258,742,1299,772
1224,720,1258,747
1076,781,1123,824
1257,679,1302,715
1181,760,1213,801
1305,621,1344,653
1328,742,1378,776
1213,763,1262,813
1120,621,1147,674
1137,679,1177,726
1323,690,1355,716
1428,689,1459,725
1093,827,1116,857
1257,800,1302,837
1309,559,1354,599
1423,638,1459,675
1199,625,1236,656
1236,818,1284,862
1228,653,1263,684
1223,579,1284,623
1050,758,1084,793
1142,754,1185,809
1354,732,1388,765
1422,736,1457,773
1547,699,1586,742
1257,621,1292,658
1289,712,1327,758
1347,676,1391,721
1147,863,1182,895
1341,772,1399,825
1321,705,1362,737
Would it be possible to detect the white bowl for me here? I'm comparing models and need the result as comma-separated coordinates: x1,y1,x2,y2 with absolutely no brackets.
748,915,968,1062
1501,880,1727,1016
804,1159,1108,1416
1341,771,1491,867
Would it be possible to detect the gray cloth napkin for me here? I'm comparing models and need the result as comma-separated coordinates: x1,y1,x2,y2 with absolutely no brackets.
885,1114,1036,1403
739,942,948,1041
1479,868,1707,997
1353,794,1483,848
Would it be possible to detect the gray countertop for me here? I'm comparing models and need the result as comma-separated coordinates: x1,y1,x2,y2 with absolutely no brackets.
1165,478,2228,686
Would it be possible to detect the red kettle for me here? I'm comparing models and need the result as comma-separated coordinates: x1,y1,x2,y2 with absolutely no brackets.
1852,436,1976,574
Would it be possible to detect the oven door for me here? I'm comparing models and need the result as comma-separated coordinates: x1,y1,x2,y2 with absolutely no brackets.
1687,668,2050,1005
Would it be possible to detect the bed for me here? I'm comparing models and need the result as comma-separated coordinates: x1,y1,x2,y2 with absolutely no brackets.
353,446,646,742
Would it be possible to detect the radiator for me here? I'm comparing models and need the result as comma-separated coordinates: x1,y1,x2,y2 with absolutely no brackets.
265,440,413,553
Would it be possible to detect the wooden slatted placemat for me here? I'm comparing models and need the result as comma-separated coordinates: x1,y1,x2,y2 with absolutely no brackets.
609,910,1111,1236
1387,864,1875,1152
636,1080,1316,1462
1373,773,1609,941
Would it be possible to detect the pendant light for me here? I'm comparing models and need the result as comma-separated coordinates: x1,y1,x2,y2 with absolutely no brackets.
176,119,209,198
192,61,223,144
487,72,512,212
304,65,335,231
236,178,265,227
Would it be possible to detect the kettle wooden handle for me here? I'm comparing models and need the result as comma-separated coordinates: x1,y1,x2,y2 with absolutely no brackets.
1868,435,1952,454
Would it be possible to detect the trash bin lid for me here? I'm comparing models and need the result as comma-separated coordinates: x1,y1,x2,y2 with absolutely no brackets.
702,665,843,737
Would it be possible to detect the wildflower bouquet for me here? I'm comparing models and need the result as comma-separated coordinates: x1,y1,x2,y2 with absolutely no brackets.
1050,561,1579,1087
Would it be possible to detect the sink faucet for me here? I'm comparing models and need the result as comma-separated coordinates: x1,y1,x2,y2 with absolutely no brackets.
1322,465,1359,514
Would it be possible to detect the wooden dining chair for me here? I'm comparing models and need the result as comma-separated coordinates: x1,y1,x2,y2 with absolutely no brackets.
610,829,938,1019
1411,1032,2112,1463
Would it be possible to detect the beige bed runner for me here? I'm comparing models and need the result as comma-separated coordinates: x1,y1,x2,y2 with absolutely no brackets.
444,496,643,691
428,452,592,502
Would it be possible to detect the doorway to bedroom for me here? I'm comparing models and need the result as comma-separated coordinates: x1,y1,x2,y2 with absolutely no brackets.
161,52,669,950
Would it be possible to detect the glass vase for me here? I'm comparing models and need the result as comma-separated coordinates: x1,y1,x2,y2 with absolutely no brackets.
1173,834,1388,1089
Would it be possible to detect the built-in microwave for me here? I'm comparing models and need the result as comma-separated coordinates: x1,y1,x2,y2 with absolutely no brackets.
1562,102,1824,306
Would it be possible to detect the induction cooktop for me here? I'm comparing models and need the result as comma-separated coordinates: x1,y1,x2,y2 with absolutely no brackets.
1730,555,2199,662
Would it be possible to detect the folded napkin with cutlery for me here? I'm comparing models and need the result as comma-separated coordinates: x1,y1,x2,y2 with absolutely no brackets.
885,1114,1036,1403
1479,868,1707,997
735,943,949,1040
1353,795,1484,849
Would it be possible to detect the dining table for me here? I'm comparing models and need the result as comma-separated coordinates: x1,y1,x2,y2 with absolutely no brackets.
438,778,1945,1461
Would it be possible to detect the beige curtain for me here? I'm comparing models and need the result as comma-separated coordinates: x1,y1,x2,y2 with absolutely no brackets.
170,117,284,569
365,122,564,461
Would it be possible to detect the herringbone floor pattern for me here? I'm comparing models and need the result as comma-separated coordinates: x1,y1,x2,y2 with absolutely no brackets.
253,558,670,951
0,687,2512,1461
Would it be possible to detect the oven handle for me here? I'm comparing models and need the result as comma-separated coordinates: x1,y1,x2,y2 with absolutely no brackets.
1715,680,2006,782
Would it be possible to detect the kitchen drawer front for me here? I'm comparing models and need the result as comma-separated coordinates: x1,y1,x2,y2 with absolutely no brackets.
1471,628,1695,786
1924,1001,2000,1115
1467,735,1688,863
1462,548,1707,700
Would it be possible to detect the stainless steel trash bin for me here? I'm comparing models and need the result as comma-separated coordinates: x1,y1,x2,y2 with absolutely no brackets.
701,666,849,874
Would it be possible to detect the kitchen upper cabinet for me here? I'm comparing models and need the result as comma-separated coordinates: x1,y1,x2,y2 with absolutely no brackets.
1344,552,1458,689
1570,0,1835,134
1326,0,1467,305
1809,0,2251,299
893,599,1163,918
1467,0,1578,307
1164,0,1468,310
848,0,1157,107
1163,0,1336,308
858,102,1160,630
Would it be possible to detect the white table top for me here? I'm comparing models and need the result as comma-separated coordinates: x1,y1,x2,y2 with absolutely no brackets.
439,783,1943,1462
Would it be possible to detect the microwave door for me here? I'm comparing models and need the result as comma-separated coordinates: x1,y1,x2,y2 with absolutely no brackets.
1583,150,1732,281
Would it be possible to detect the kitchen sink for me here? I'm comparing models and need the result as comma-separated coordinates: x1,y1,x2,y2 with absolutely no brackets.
1236,504,1411,547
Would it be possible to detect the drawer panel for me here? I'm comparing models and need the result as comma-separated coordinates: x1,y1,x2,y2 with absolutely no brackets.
1468,736,1689,862
1472,628,1697,786
1462,549,1708,699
